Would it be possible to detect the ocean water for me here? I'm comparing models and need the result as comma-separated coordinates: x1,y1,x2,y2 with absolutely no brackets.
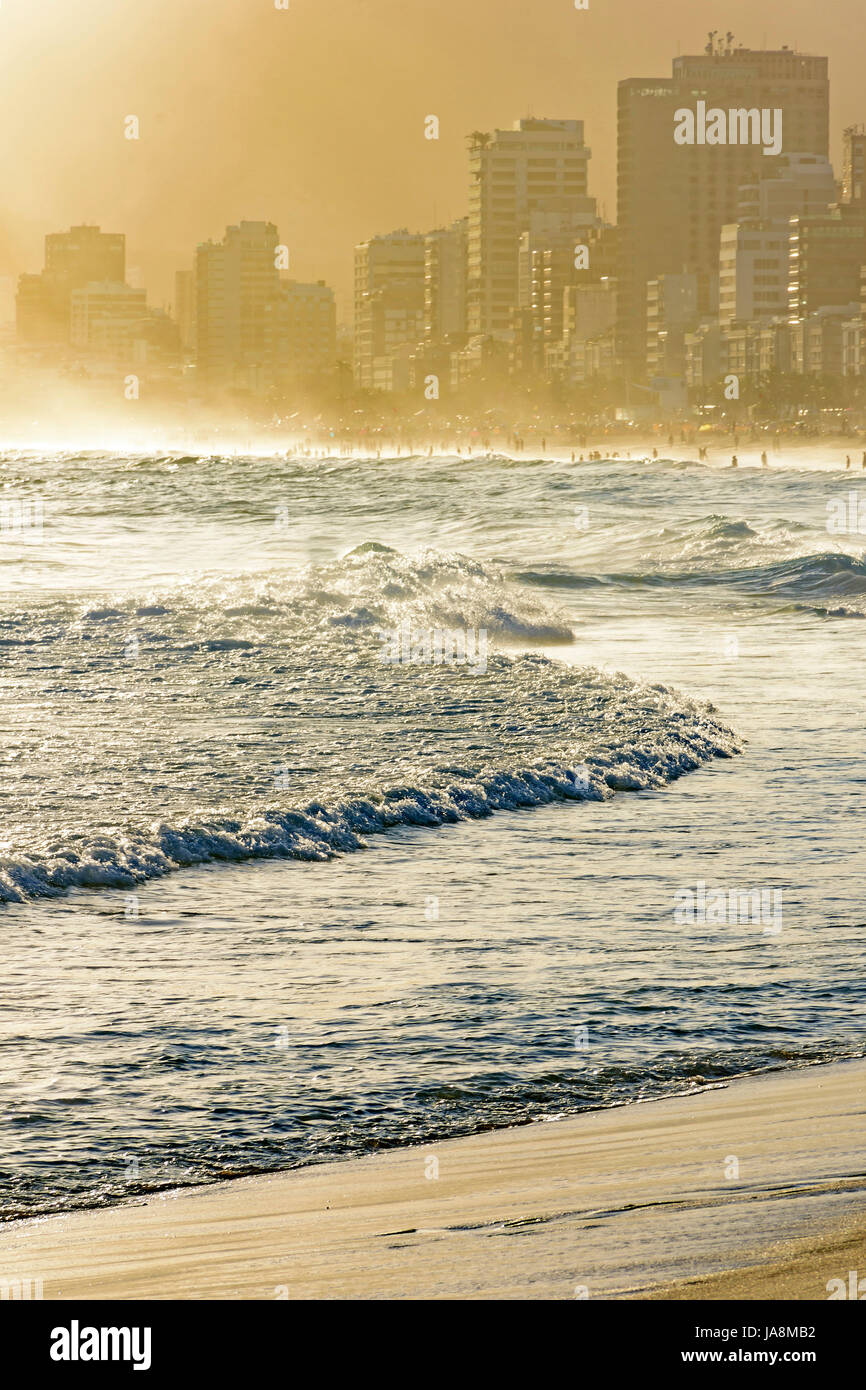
1,448,864,1218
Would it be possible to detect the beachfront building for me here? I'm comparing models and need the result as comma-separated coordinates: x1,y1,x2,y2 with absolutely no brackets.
353,230,426,388
684,321,723,389
174,269,195,354
424,219,468,343
842,126,866,207
520,201,607,363
736,152,836,223
360,286,424,391
716,156,836,349
718,222,789,325
467,119,591,340
69,282,148,358
687,309,853,385
17,224,126,342
558,278,617,382
617,43,830,379
788,209,866,321
790,305,861,376
753,317,793,374
842,314,863,377
646,273,699,379
195,221,281,385
278,279,337,381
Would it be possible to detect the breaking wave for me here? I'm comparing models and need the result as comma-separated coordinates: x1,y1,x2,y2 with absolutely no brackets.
0,664,739,904
519,547,866,611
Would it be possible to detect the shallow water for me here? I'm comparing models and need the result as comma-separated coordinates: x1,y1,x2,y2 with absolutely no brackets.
1,450,864,1217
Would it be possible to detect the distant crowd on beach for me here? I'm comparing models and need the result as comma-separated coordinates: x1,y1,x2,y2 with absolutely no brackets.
278,437,866,469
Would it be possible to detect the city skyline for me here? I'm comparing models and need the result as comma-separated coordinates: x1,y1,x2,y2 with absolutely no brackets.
2,0,866,324
3,0,866,1330
12,105,866,399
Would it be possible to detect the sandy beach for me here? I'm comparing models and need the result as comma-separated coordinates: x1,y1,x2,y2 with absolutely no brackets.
1,1058,863,1300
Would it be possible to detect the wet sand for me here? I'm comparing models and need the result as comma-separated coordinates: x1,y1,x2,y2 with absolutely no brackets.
0,1058,863,1300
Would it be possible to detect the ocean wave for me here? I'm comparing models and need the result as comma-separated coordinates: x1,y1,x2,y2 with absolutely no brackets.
84,544,578,646
0,673,739,904
518,548,866,609
3,1042,858,1222
745,550,866,597
300,544,577,641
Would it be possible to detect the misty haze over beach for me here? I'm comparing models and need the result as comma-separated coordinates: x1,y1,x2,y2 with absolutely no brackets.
1,1,865,1333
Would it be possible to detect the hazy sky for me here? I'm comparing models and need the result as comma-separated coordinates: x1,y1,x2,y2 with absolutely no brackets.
0,0,862,323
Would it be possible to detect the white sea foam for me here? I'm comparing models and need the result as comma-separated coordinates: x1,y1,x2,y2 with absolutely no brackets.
0,668,738,904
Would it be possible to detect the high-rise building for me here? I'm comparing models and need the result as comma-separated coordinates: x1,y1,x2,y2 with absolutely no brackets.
718,223,789,324
195,221,281,382
754,317,792,374
353,229,426,387
16,274,59,342
467,119,591,339
684,321,723,388
842,127,866,207
790,305,859,374
69,282,148,357
516,197,600,309
788,208,866,320
278,279,337,379
646,273,699,377
362,286,425,389
45,225,125,289
175,269,196,353
424,219,468,342
515,197,605,364
16,224,126,341
719,152,836,333
737,152,836,222
841,311,863,377
560,279,617,382
617,42,829,378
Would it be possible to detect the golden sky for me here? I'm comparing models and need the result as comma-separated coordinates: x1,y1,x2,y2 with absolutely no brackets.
0,0,862,323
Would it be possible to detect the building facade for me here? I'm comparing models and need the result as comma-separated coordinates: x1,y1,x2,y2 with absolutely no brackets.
842,126,866,207
788,209,866,320
69,282,148,358
424,219,468,342
195,221,281,383
278,279,337,379
17,224,126,342
467,119,591,339
617,44,830,379
353,230,426,387
718,222,789,324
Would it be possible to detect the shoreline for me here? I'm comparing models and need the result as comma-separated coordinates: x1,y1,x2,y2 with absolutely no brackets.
1,1056,863,1300
2,437,864,471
